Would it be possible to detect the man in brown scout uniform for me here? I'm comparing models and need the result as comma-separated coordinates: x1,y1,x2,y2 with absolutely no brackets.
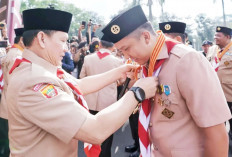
101,5,231,157
159,21,186,44
0,27,25,157
214,26,232,139
6,8,158,157
80,40,123,157
0,27,25,120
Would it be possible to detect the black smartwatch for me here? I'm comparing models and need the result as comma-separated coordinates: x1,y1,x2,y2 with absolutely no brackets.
129,87,145,103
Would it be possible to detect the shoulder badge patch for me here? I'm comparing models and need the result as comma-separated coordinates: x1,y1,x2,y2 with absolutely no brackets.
37,84,58,98
33,83,44,92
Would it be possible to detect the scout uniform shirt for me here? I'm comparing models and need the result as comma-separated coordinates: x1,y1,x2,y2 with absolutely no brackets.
0,46,23,119
6,49,88,157
80,48,123,111
217,45,232,102
149,43,231,157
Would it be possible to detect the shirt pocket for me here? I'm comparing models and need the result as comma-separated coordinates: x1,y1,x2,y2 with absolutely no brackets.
158,93,184,121
219,55,232,70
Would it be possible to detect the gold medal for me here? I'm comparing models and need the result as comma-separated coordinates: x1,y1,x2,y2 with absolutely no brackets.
163,99,171,106
158,98,163,106
161,108,175,119
224,61,229,66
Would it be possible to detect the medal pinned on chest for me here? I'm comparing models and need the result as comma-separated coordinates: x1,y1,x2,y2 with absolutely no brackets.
163,85,171,96
161,108,175,119
224,61,230,66
157,84,175,119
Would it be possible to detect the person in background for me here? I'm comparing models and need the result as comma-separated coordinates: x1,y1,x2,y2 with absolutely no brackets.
213,26,232,140
0,27,25,157
201,40,213,57
89,40,100,53
80,40,123,157
76,41,88,78
159,21,186,44
62,51,74,73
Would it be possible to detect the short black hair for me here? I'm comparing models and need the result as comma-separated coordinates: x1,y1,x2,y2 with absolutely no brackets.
100,40,114,48
222,32,232,39
89,41,99,53
14,36,21,44
23,30,55,47
167,33,186,43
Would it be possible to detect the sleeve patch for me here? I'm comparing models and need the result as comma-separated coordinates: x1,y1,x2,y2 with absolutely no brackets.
39,84,58,98
33,83,44,92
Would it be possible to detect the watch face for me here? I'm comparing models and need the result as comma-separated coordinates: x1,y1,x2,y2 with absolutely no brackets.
136,88,145,102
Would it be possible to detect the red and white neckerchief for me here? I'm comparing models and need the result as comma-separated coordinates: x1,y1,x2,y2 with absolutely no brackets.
96,51,110,59
0,65,4,93
9,56,30,74
138,31,177,157
213,41,232,72
57,69,101,157
0,47,24,93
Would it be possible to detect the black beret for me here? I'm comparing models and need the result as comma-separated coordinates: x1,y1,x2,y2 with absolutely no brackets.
14,28,25,36
101,5,148,43
216,26,232,35
23,8,72,33
159,21,186,34
202,40,213,46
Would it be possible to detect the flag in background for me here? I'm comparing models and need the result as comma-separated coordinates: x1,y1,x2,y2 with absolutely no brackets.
6,0,23,44
0,0,23,44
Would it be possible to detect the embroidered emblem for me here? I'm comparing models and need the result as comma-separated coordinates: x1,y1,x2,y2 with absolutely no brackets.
111,25,120,34
39,84,58,98
164,24,171,30
217,27,221,31
33,83,44,92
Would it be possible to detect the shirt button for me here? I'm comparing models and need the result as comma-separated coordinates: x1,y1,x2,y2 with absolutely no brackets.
149,122,153,127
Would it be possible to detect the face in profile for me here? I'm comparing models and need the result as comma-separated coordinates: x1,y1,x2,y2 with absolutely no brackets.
115,33,151,65
44,31,68,66
214,32,230,48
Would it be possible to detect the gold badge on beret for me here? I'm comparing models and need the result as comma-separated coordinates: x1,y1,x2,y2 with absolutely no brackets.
164,24,171,31
217,27,221,31
111,25,120,34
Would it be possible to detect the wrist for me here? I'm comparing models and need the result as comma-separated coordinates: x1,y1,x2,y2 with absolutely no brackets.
129,87,145,103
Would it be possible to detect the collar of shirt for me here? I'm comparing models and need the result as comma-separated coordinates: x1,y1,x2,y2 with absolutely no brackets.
12,44,24,52
99,48,111,54
156,40,169,60
23,49,58,75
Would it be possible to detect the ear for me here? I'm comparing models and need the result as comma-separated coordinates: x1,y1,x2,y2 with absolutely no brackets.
36,31,46,48
174,36,183,43
141,31,151,44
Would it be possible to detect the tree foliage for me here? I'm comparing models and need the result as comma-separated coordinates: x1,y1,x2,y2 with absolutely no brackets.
20,0,104,37
195,14,216,42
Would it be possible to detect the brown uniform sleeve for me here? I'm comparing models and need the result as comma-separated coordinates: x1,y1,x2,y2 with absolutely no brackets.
17,82,88,144
176,51,231,127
